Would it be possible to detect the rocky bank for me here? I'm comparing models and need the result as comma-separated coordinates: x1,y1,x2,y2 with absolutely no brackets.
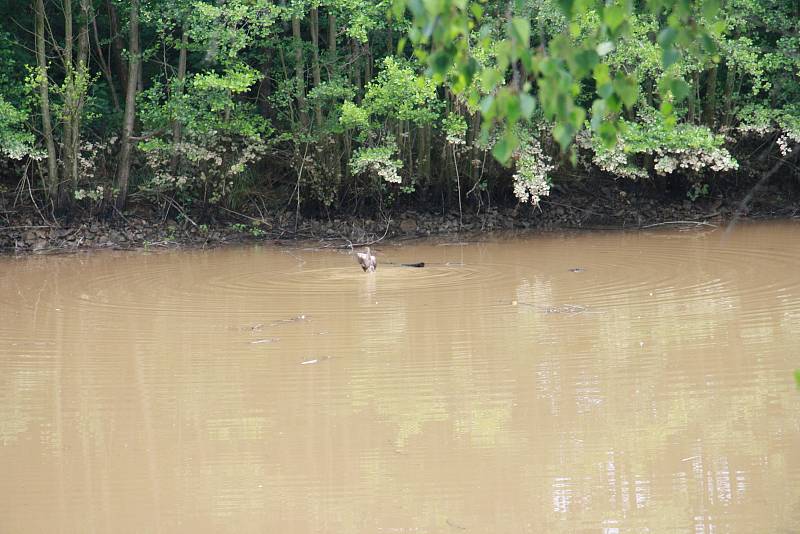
1,181,798,255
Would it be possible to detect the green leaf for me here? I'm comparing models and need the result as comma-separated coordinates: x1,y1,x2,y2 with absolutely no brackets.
573,50,599,78
481,68,503,92
598,121,617,148
470,4,483,20
463,57,478,83
553,123,574,151
422,0,444,16
505,95,522,123
391,0,406,20
606,93,622,113
701,33,717,55
662,47,680,68
613,75,639,108
603,5,626,31
430,50,452,76
795,370,800,389
495,88,522,124
480,95,496,119
494,40,513,71
702,0,720,20
660,101,676,127
520,92,536,119
511,17,530,45
668,78,691,102
407,0,424,18
519,49,535,73
569,147,577,166
492,130,518,164
657,28,678,48
593,63,611,86
557,0,574,17
590,99,607,130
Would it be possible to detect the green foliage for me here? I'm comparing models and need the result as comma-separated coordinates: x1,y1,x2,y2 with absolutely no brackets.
393,0,725,160
193,65,260,96
340,101,371,133
362,57,441,125
1,0,798,215
0,95,35,160
687,182,709,201
137,66,272,206
339,57,442,141
0,31,28,108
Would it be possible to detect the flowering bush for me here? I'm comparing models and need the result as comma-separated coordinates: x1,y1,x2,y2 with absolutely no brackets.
512,137,554,206
584,111,739,179
737,104,800,156
350,142,403,184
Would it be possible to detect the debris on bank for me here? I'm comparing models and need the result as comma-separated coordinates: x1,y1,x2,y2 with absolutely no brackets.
1,181,797,255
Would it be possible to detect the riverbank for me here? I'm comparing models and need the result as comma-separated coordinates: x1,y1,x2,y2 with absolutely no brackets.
2,178,798,255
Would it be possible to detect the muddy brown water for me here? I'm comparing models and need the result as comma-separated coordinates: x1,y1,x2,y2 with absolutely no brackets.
1,221,799,533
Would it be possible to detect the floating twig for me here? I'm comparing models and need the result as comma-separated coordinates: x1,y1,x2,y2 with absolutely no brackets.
640,220,717,229
250,338,280,344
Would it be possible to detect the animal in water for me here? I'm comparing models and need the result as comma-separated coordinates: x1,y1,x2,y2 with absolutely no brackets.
355,246,377,272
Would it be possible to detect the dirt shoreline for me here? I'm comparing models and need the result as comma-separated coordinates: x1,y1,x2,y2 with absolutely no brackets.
2,184,798,256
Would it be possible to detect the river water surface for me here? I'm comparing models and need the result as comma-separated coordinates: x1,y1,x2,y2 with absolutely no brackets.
1,221,799,533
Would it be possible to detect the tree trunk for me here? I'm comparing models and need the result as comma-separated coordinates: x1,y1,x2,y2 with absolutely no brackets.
351,39,362,103
115,0,140,210
326,11,341,181
417,123,431,183
688,71,699,124
723,63,736,128
363,39,372,85
70,0,90,195
137,51,144,93
57,0,90,205
257,62,271,116
61,0,74,208
469,112,481,185
107,0,128,91
170,28,188,173
703,65,718,128
326,12,336,81
292,15,308,127
34,0,59,203
327,13,337,56
310,8,323,127
91,10,120,111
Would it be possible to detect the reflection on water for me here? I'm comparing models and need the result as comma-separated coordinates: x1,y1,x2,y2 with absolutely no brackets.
0,221,799,533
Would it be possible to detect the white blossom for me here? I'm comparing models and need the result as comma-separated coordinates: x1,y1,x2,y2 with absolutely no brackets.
512,140,553,206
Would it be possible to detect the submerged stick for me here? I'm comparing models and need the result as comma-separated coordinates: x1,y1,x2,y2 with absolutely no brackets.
640,220,717,229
